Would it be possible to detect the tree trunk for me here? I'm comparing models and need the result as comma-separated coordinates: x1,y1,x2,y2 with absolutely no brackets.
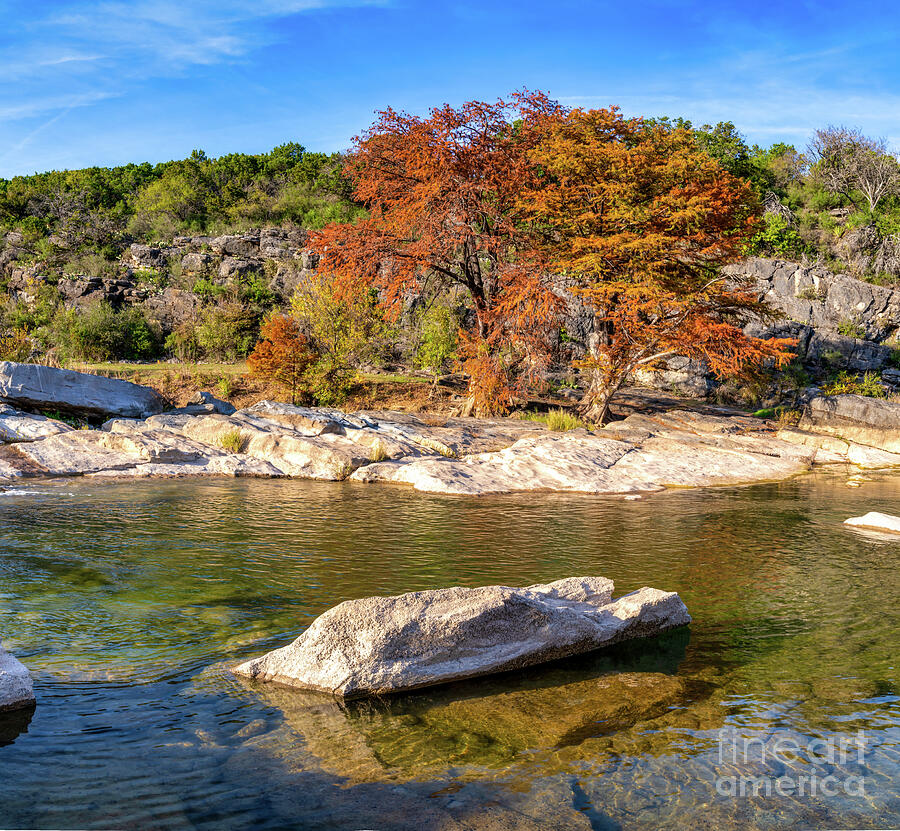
459,394,476,418
578,370,623,424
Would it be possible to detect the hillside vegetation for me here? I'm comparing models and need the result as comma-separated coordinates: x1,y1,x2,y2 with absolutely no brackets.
1,103,899,414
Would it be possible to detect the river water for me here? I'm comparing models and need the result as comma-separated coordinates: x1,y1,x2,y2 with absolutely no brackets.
0,473,898,830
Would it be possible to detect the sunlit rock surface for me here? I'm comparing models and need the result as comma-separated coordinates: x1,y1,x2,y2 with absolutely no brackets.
3,391,900,494
353,410,818,494
0,361,165,419
0,640,35,711
232,576,691,697
0,404,73,443
799,394,900,453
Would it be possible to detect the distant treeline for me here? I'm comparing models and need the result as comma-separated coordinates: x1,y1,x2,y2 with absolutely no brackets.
0,142,363,261
3,121,900,282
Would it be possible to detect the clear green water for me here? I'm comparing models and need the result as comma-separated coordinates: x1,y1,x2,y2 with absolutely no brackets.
0,473,898,830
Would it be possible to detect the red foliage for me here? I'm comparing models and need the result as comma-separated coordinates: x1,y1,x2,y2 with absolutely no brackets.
309,91,567,412
522,107,795,420
247,314,315,404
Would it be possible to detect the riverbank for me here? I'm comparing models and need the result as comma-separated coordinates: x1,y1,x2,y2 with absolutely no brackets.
3,383,900,494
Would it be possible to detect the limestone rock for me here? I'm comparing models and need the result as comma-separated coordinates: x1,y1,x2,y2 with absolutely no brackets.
180,252,211,273
0,641,34,711
233,576,691,698
844,511,900,533
210,234,260,258
729,257,900,343
178,390,236,416
353,411,816,495
0,404,73,442
632,356,713,398
141,287,203,332
7,423,280,479
800,394,900,453
218,257,257,280
0,362,166,419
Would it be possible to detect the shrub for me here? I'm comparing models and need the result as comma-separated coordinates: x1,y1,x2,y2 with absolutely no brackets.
47,303,160,362
192,277,229,301
216,376,234,398
745,214,809,259
0,327,32,362
247,314,316,404
414,302,459,373
836,318,866,339
195,302,260,361
290,273,395,405
164,321,200,361
822,370,886,398
62,252,119,280
239,275,277,308
3,284,61,332
133,268,167,291
306,359,355,406
796,286,825,301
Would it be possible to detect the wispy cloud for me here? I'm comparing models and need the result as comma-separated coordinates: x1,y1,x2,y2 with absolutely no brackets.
560,34,900,150
0,91,119,121
2,0,384,122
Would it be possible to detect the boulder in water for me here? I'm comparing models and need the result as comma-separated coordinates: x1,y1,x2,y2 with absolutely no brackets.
233,576,691,698
0,641,35,711
844,511,900,533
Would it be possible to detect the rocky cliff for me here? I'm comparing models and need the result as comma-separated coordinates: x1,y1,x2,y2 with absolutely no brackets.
730,257,900,372
6,231,900,400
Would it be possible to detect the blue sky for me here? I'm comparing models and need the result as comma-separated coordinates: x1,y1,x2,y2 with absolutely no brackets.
1,0,899,177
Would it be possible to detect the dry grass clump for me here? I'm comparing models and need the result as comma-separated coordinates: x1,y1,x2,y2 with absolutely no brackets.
219,428,247,454
516,408,593,432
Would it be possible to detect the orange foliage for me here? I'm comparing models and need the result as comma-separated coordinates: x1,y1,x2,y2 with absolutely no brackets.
309,91,567,413
522,107,795,420
247,314,315,404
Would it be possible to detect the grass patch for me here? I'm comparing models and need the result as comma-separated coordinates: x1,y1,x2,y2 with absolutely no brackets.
356,371,425,385
751,406,801,425
418,436,457,457
73,361,248,377
219,428,247,454
516,408,592,432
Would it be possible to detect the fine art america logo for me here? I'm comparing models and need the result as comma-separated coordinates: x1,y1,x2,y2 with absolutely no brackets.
715,728,869,798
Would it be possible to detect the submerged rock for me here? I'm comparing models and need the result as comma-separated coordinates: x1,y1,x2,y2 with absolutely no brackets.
844,511,900,533
0,361,166,419
232,576,691,698
0,641,35,711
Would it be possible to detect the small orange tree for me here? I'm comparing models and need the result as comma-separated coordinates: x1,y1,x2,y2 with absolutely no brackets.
523,108,795,421
308,91,567,415
247,313,315,404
